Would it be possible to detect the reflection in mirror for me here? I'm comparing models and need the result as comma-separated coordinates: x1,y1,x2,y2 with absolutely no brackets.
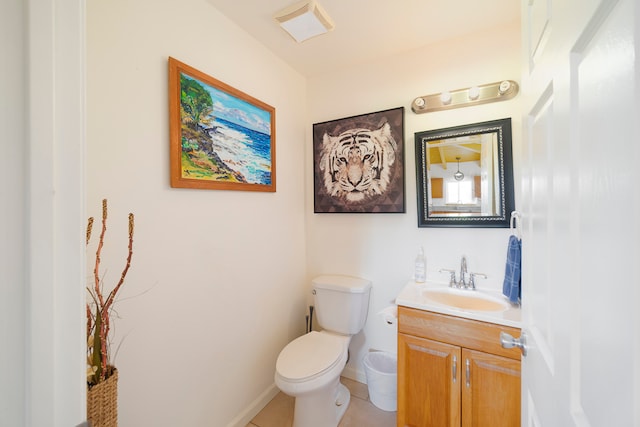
415,118,514,227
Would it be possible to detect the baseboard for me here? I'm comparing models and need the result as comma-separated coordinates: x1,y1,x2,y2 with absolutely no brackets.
342,365,367,384
225,383,280,427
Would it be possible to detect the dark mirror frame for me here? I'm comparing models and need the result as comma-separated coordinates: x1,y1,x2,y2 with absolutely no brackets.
415,118,515,228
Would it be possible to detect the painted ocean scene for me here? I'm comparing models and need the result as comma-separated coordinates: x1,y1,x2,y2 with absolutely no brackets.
179,73,272,185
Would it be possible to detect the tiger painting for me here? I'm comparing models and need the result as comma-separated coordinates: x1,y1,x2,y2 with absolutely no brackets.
319,121,398,203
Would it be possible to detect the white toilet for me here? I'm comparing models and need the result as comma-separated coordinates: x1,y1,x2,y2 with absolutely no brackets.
275,275,372,427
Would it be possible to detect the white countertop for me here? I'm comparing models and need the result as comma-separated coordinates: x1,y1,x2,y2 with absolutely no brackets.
395,280,522,328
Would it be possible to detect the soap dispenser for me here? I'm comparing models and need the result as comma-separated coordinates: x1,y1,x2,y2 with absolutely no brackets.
414,247,426,283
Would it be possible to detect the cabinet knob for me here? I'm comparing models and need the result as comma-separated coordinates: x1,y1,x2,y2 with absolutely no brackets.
500,332,528,356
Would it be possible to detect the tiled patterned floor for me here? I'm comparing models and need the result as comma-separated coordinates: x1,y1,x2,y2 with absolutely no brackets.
245,377,396,427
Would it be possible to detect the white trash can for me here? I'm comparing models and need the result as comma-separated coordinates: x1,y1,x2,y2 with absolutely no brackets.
363,351,397,411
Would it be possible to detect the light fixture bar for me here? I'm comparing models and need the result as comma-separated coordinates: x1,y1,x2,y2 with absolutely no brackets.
411,80,519,114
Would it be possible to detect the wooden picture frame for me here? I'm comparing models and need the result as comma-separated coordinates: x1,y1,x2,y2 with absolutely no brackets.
168,57,276,192
312,107,405,213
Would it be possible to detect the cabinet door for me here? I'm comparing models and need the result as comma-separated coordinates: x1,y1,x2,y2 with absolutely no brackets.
398,333,461,427
461,349,520,427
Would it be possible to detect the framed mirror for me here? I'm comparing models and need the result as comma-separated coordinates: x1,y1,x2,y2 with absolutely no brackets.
415,118,514,227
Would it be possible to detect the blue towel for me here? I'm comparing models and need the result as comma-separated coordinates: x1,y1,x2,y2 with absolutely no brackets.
502,235,521,304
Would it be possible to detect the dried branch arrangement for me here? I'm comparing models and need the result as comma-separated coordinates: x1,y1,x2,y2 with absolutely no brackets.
86,199,134,388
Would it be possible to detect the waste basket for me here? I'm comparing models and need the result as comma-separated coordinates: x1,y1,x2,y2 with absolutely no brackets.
363,351,397,411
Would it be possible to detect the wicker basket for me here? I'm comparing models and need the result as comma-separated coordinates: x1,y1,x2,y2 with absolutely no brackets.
87,367,118,427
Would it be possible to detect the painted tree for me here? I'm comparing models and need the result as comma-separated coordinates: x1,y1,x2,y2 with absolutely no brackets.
180,74,215,143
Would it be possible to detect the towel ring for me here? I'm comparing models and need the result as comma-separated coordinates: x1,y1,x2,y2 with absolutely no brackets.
510,211,522,239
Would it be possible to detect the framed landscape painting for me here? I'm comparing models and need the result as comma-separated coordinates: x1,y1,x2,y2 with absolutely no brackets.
312,107,405,213
168,57,276,192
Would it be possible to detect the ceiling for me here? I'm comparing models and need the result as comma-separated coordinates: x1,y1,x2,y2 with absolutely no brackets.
428,139,482,169
206,0,521,78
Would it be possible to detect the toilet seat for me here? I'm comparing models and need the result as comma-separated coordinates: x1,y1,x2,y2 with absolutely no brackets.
276,331,346,383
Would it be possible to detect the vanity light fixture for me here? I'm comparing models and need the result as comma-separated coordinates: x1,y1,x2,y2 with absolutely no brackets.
454,157,465,181
274,0,335,43
412,80,519,114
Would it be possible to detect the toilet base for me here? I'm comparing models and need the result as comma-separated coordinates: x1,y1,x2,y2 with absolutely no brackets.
292,378,351,427
335,382,350,422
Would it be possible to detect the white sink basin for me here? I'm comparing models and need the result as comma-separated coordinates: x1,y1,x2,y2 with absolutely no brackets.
422,287,509,312
395,281,521,327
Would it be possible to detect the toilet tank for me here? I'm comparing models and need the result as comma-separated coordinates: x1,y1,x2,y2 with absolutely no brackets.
312,275,372,335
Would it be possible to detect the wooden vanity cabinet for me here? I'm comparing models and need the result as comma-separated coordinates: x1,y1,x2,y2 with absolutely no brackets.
397,306,521,427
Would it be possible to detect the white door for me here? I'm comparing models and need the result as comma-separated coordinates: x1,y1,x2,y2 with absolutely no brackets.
520,0,638,425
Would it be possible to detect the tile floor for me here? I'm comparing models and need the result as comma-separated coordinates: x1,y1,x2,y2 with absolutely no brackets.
245,377,396,427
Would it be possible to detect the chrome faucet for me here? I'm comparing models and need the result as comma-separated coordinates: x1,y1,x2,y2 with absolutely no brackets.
459,256,468,288
468,272,487,290
440,256,486,290
439,268,457,287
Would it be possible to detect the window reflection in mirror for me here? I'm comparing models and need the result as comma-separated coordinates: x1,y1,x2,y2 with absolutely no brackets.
415,118,514,227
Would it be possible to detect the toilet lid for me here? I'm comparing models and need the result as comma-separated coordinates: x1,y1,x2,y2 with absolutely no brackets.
276,331,345,382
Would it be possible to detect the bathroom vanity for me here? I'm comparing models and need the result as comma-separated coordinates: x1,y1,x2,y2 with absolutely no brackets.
395,281,522,427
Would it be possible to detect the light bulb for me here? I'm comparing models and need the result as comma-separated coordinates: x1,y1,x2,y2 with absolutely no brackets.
440,91,452,105
468,86,480,100
499,80,511,94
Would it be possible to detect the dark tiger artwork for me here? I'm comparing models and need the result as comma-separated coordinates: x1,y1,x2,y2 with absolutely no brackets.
313,107,405,213
320,122,397,203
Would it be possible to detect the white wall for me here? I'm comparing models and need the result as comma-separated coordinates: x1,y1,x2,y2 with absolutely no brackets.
87,0,307,425
306,22,522,381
